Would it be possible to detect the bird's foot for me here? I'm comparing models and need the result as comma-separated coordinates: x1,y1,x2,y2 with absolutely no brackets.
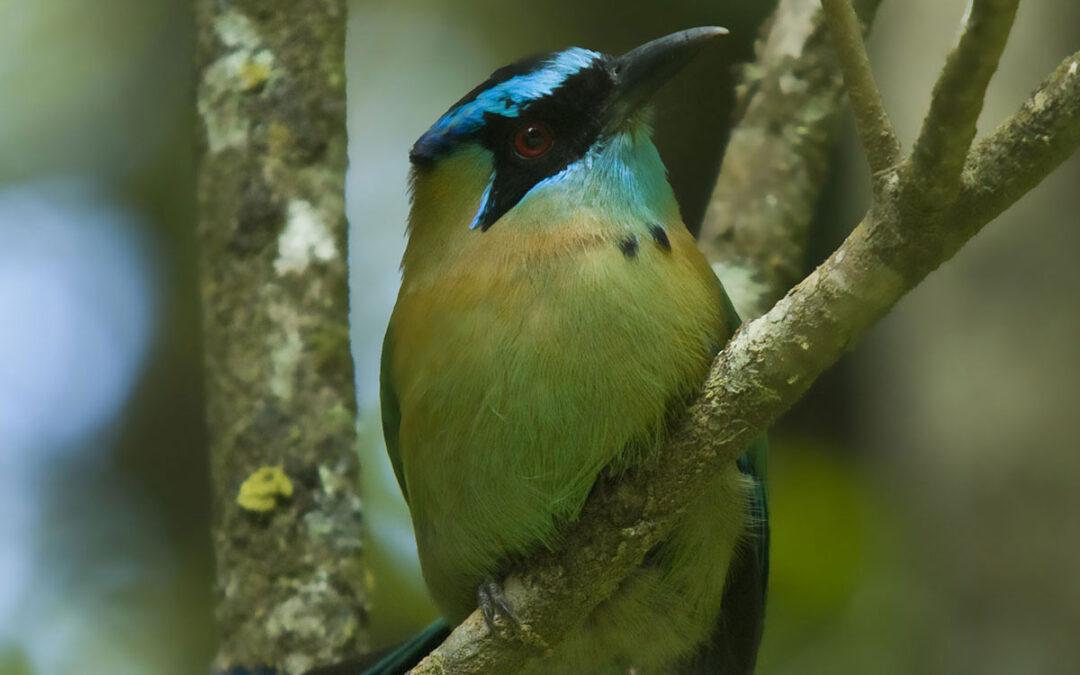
477,577,520,637
476,578,552,654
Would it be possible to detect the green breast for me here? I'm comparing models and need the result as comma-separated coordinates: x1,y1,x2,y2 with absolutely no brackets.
384,216,727,621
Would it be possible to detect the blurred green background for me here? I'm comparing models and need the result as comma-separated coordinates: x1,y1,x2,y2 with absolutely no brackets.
1,1,1078,674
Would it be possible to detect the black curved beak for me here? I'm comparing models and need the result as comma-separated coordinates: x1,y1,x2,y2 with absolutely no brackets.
610,26,728,121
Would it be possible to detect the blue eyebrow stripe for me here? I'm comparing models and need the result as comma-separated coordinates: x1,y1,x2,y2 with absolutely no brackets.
412,47,601,160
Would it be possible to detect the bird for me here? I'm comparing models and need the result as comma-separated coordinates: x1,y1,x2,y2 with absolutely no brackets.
375,27,768,674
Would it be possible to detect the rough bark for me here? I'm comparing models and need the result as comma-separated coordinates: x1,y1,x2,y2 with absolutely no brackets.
409,5,1080,674
194,1,365,674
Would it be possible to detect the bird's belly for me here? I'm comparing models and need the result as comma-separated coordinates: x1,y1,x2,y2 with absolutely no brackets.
390,230,728,621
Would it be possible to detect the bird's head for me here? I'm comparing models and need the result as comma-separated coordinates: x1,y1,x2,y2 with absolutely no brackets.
407,27,727,233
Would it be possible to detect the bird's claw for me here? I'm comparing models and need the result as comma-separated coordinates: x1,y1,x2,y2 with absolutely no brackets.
477,578,520,638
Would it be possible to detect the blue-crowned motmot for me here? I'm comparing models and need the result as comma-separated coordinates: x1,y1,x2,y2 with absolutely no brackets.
377,27,768,674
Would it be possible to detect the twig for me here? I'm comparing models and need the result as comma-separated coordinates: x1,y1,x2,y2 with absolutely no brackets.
820,0,900,175
409,43,1080,675
907,0,1020,211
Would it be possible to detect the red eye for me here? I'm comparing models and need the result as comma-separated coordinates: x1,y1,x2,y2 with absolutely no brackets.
513,123,553,158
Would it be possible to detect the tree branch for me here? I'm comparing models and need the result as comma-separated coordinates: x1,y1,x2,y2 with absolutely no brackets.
820,0,899,176
907,0,1020,211
953,53,1080,232
409,25,1080,675
195,2,368,674
700,0,884,319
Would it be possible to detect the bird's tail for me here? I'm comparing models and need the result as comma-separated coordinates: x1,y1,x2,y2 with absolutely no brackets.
303,619,449,675
360,619,450,675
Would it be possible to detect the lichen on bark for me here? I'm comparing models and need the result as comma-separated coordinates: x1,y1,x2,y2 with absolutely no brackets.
194,1,365,673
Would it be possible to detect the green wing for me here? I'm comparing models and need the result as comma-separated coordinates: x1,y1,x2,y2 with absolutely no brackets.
380,323,409,503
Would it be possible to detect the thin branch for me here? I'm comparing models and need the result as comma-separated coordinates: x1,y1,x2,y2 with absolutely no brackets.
700,0,884,319
820,0,900,175
409,47,1080,675
954,50,1080,233
907,0,1020,211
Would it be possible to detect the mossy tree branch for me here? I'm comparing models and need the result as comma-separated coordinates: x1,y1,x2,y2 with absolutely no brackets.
409,3,1080,673
195,1,366,674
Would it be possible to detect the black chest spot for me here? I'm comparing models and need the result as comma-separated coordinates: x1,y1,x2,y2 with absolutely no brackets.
649,224,671,252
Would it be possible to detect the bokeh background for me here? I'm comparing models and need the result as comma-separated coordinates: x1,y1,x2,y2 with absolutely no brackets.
1,1,1078,674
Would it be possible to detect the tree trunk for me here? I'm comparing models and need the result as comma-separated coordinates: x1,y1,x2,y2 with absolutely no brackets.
194,1,366,673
